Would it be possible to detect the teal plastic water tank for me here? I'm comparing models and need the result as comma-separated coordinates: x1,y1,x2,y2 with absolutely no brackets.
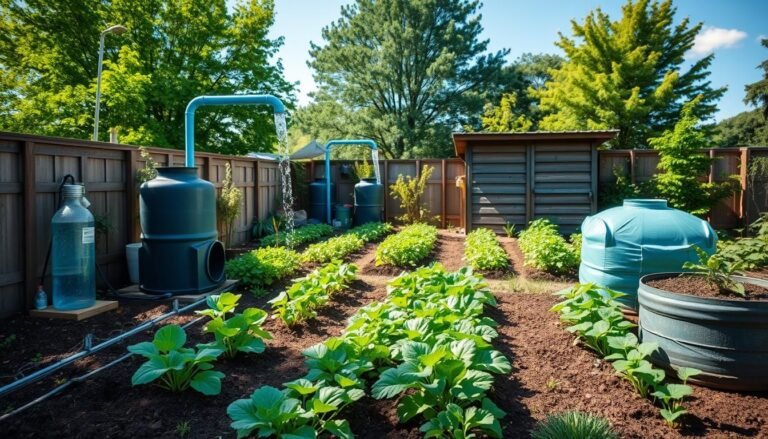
354,177,383,225
139,167,226,295
309,178,336,222
579,199,717,309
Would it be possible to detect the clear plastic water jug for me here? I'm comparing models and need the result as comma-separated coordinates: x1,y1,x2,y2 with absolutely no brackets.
52,184,95,310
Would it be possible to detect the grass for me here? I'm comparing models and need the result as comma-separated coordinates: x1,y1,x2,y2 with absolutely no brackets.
531,411,618,439
487,276,571,295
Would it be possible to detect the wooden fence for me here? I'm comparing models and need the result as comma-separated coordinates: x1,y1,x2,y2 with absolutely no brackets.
0,130,766,317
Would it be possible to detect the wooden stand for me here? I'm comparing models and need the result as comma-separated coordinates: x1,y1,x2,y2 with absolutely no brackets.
30,300,119,321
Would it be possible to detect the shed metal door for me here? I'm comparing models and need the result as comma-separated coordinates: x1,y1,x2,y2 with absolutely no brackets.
469,145,527,234
531,143,596,234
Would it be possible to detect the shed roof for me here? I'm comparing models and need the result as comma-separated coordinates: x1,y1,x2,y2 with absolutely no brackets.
452,130,619,158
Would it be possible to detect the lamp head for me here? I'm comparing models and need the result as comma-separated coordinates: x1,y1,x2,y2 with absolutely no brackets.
103,25,128,35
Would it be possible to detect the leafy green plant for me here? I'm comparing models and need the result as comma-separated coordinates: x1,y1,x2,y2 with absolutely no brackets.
598,165,640,209
261,223,333,248
718,214,768,269
227,384,361,439
348,222,393,242
127,325,225,395
518,219,579,275
464,228,508,271
652,367,701,428
175,421,191,438
217,162,243,247
135,145,158,185
553,283,699,429
270,261,358,326
503,222,516,238
683,246,745,296
196,292,272,359
302,234,364,264
375,223,438,267
570,233,582,262
390,165,435,224
531,411,618,439
352,158,374,181
225,246,300,290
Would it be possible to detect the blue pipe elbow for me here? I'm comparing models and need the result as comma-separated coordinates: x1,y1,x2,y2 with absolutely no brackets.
184,94,286,167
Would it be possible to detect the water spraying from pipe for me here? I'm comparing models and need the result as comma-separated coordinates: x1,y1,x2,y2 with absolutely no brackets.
274,113,295,246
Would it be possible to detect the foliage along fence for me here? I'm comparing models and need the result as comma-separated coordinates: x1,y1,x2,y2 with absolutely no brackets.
0,130,766,317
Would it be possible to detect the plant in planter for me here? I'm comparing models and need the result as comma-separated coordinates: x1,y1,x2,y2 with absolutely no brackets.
683,246,745,296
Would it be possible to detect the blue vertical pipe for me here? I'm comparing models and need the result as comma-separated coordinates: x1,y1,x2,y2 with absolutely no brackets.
184,94,286,167
323,139,378,224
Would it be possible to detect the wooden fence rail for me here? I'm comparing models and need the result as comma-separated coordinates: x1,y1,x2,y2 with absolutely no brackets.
0,131,766,317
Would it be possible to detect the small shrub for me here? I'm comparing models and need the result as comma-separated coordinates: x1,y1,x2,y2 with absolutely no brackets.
375,223,438,267
217,163,242,247
302,234,365,264
225,246,300,289
348,222,394,242
683,246,745,296
503,222,516,238
718,214,768,269
518,219,579,274
352,158,374,181
127,325,225,395
261,223,333,247
570,232,583,263
390,165,435,224
531,411,618,439
465,228,508,271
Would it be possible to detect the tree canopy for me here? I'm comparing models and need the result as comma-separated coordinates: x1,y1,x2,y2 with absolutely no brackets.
713,109,768,147
304,0,508,158
0,0,294,154
745,38,768,118
535,0,724,149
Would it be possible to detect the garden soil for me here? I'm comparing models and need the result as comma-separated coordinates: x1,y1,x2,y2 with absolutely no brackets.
2,235,766,438
647,275,768,300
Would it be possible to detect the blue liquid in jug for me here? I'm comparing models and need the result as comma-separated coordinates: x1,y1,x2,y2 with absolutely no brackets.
52,222,95,310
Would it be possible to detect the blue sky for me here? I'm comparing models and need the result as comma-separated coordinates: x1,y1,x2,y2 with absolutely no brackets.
267,0,767,122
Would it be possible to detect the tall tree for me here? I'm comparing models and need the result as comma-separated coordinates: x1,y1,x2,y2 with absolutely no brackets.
0,0,294,154
535,0,725,149
745,38,768,118
307,0,508,158
713,109,768,147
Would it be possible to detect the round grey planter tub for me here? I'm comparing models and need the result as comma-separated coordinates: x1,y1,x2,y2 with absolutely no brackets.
638,273,768,391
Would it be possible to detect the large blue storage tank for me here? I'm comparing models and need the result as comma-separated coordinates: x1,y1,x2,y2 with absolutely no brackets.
309,178,336,222
139,167,226,295
354,178,383,225
579,199,717,309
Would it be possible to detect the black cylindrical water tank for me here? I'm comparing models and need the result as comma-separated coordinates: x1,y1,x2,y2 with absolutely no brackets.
139,167,225,295
354,178,383,225
309,178,336,222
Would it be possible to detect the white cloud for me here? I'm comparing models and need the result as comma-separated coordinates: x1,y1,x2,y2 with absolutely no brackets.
687,27,747,58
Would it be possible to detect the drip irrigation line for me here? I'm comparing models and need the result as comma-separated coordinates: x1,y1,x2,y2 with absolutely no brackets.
0,316,206,423
0,297,208,400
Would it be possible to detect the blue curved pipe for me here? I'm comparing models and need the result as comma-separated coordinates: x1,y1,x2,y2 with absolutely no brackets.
323,139,378,224
184,94,286,167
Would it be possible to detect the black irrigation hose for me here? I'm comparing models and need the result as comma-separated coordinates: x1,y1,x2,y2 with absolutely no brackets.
0,316,206,423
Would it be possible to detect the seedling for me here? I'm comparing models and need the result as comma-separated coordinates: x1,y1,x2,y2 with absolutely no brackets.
683,246,745,296
652,367,701,428
176,421,191,438
545,377,559,391
503,222,516,238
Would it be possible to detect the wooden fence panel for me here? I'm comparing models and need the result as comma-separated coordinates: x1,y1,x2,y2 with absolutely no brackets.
0,140,24,316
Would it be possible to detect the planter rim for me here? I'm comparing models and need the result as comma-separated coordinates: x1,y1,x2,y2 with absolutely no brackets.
639,272,768,305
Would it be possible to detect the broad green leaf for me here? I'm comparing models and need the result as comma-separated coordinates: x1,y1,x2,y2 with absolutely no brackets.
127,341,157,358
372,363,421,399
676,367,702,382
323,419,353,439
397,393,433,423
190,370,224,396
131,357,168,385
285,378,319,396
473,349,511,374
153,325,186,352
282,425,318,439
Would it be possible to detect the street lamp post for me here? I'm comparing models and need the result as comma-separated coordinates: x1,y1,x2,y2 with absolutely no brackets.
93,24,128,141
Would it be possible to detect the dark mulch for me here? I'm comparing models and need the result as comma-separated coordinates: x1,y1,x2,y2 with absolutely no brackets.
647,274,768,301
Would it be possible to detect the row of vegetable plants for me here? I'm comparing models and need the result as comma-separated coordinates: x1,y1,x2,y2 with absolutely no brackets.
551,283,700,428
464,228,509,271
375,223,438,267
261,223,334,247
518,219,580,275
227,264,511,438
269,261,359,326
224,246,301,293
127,292,271,396
302,222,394,264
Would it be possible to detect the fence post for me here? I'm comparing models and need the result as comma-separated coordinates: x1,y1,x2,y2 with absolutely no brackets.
22,141,36,312
383,160,389,222
740,147,750,223
441,160,447,228
629,150,636,184
126,148,139,243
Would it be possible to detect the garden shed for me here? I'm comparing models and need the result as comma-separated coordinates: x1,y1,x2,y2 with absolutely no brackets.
453,130,619,234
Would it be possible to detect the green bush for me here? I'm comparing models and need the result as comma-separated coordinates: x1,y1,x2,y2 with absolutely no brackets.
225,246,300,289
261,223,333,247
518,219,578,275
302,234,365,264
348,222,394,242
375,223,438,267
531,411,617,439
464,228,508,271
718,214,768,269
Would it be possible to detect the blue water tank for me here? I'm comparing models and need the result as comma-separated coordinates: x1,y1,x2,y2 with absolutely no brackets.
579,199,717,309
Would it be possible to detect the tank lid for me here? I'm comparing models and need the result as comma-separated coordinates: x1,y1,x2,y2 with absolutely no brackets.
623,199,668,209
156,166,199,176
62,184,84,198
